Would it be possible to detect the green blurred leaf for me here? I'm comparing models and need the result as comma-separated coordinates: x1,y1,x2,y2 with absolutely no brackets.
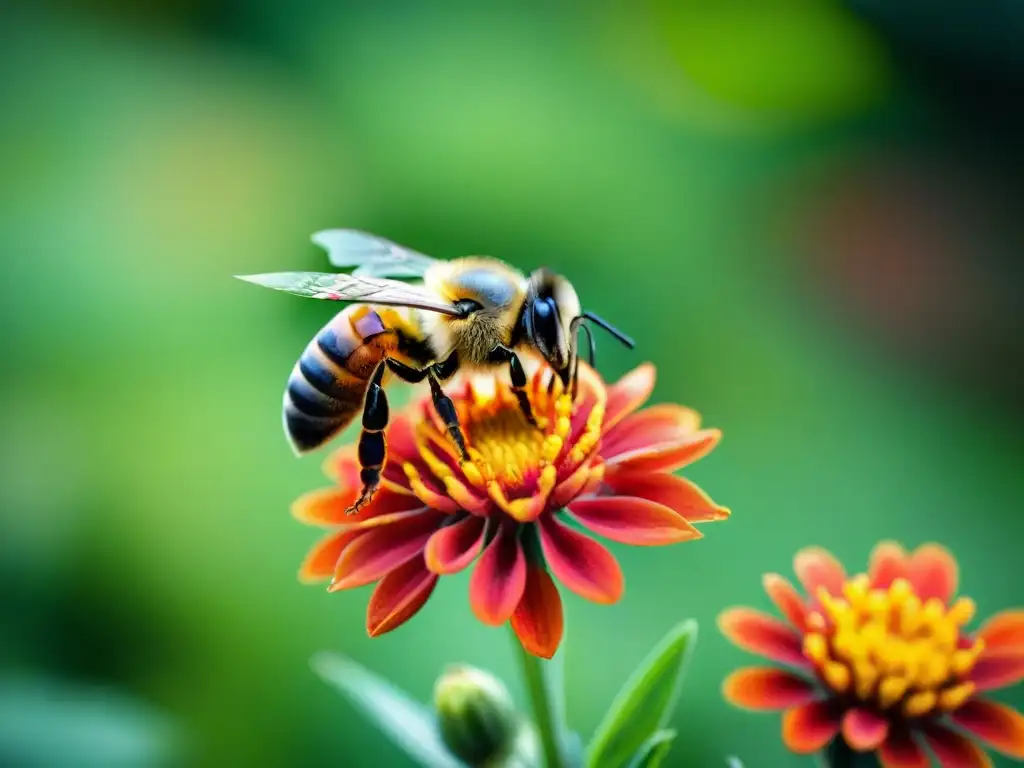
626,730,675,768
725,757,745,768
312,652,461,768
583,620,697,768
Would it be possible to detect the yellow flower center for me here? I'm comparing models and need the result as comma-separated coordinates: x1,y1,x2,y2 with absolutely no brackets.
802,575,983,718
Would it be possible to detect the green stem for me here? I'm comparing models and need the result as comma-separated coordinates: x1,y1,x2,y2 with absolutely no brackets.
511,629,565,768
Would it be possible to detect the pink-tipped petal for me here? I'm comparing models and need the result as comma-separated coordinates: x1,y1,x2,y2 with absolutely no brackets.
366,556,438,637
950,699,1024,759
923,725,993,768
468,522,527,626
537,515,624,605
604,471,729,523
568,496,702,546
299,529,361,583
781,701,841,753
722,668,817,710
970,649,1024,692
868,540,909,589
977,610,1024,652
762,574,809,631
424,516,487,575
842,708,890,751
511,566,564,659
879,730,929,768
793,547,846,598
602,404,700,453
718,607,809,667
907,544,959,604
602,363,656,432
330,511,442,591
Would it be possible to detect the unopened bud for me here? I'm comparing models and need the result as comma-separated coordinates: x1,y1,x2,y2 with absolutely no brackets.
434,665,517,767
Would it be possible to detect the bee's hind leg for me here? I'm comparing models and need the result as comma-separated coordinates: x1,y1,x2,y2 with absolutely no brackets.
346,360,390,515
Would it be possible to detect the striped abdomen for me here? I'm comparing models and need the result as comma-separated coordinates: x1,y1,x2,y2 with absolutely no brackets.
283,305,402,454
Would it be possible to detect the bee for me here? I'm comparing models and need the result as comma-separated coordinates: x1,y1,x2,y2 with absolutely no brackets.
237,230,634,514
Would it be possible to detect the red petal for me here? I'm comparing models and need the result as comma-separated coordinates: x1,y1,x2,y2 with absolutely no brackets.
602,404,700,453
424,516,486,575
907,544,958,603
299,529,360,583
468,522,526,626
537,515,624,604
511,566,564,659
842,708,890,751
718,607,809,667
977,610,1024,652
386,414,419,461
722,668,817,710
603,472,729,523
604,430,721,474
950,699,1024,759
793,547,846,598
293,483,421,526
602,363,656,432
970,649,1024,691
763,574,809,631
781,701,841,753
923,725,992,768
868,541,909,589
330,511,442,590
568,496,702,546
879,730,929,768
366,556,438,637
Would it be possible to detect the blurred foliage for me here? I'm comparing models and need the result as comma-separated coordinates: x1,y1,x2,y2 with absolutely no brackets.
1,0,1022,766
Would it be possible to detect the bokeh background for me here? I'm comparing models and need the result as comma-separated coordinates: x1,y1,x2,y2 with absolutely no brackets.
2,0,1023,765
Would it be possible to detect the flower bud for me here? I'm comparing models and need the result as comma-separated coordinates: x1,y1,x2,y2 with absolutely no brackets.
433,665,517,767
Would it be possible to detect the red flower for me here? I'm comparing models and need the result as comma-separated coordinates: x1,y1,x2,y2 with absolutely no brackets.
294,362,728,658
719,542,1024,766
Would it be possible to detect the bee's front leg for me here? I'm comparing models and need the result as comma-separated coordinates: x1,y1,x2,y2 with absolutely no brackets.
387,354,469,462
488,345,537,427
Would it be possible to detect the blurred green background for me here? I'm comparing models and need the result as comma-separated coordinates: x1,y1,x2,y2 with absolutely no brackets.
2,0,1023,765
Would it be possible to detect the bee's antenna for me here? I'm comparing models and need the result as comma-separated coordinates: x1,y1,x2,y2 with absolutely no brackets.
582,311,635,349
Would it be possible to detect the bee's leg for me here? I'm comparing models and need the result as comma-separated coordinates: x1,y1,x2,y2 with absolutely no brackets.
387,354,469,462
346,360,389,515
488,345,537,427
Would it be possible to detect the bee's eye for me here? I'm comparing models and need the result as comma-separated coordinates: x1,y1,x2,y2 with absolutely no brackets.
454,299,483,316
531,297,559,350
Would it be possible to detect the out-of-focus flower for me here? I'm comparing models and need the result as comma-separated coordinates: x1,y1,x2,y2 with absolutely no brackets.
434,665,518,767
294,362,727,658
719,542,1024,766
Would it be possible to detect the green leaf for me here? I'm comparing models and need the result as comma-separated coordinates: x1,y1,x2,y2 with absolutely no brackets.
584,620,697,768
311,652,461,768
626,730,675,768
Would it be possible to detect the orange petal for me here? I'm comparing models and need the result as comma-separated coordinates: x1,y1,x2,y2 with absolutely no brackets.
330,511,442,590
602,404,701,456
366,556,438,637
977,610,1024,652
763,574,809,631
293,484,421,526
794,547,846,598
604,430,721,474
907,544,958,604
717,607,809,667
424,515,487,575
602,363,656,433
568,496,702,546
923,725,992,768
538,515,623,604
781,701,841,753
868,541,909,589
321,446,356,482
842,708,890,751
299,529,361,583
604,472,729,523
511,566,564,659
468,522,526,626
970,649,1024,692
950,699,1024,759
879,729,929,768
722,668,817,710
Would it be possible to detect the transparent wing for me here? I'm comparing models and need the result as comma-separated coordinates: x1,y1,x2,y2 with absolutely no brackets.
311,229,439,278
235,271,460,315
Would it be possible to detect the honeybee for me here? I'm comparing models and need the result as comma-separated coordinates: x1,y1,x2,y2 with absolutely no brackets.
237,230,633,513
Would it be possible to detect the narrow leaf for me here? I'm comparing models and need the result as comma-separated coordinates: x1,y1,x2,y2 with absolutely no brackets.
627,730,675,768
584,620,697,768
311,652,461,768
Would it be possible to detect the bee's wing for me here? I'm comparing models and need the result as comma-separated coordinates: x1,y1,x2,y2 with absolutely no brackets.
311,229,439,278
235,271,461,316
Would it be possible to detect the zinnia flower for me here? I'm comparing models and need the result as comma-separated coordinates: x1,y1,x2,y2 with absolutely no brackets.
294,361,727,658
719,542,1024,767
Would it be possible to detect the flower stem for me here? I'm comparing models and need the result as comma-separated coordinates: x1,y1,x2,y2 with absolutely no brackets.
818,738,881,768
511,629,565,768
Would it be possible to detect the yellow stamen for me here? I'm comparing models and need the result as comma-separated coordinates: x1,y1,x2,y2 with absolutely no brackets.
939,682,975,711
823,662,851,693
877,677,909,709
903,690,937,718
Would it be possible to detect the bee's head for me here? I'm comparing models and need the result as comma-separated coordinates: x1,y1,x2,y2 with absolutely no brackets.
522,268,581,375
